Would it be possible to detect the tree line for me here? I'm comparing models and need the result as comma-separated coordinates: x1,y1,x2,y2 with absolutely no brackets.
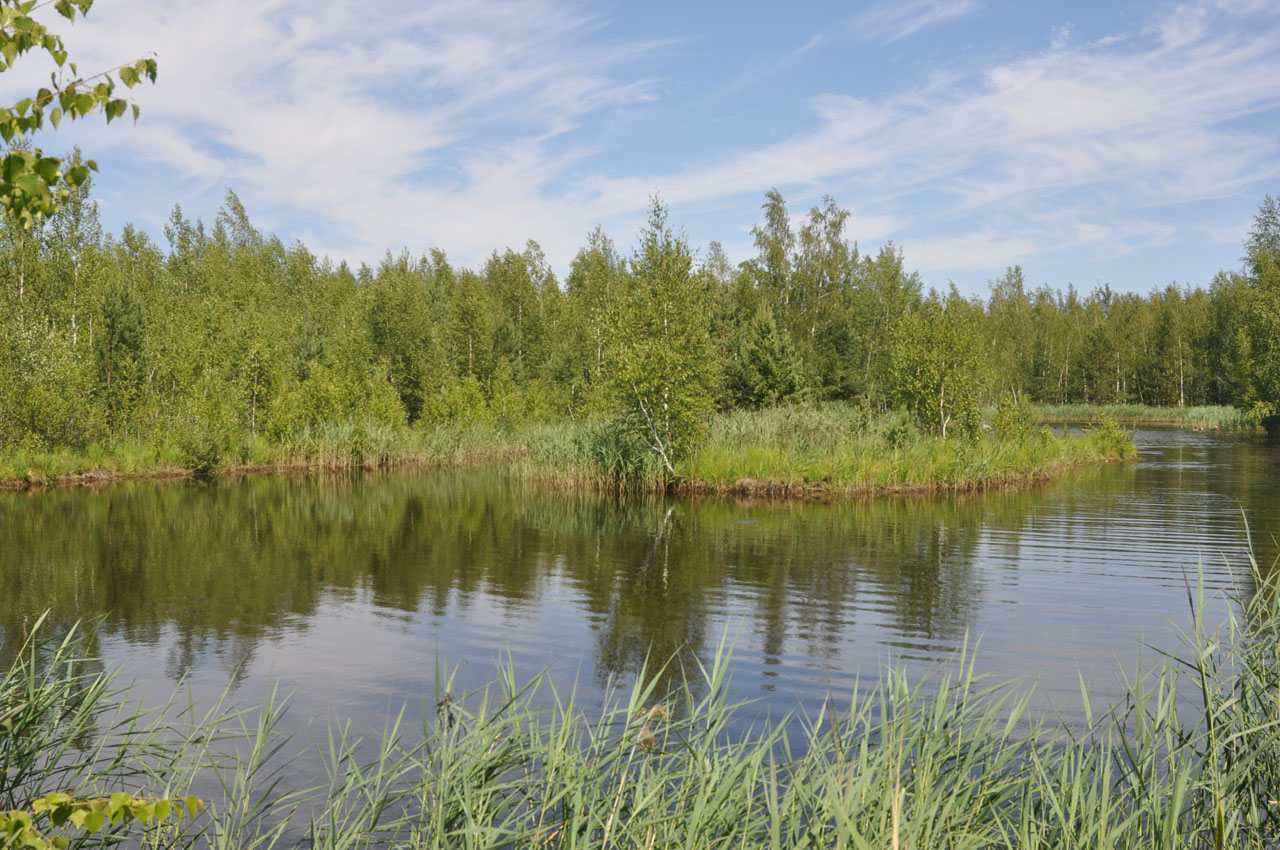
2,170,1279,470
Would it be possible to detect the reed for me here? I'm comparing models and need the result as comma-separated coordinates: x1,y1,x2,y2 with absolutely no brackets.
4,536,1279,848
1033,403,1251,429
0,403,1134,497
682,404,1132,496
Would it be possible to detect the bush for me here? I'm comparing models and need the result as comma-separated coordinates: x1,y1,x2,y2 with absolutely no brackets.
992,396,1038,441
1086,415,1135,458
176,428,224,475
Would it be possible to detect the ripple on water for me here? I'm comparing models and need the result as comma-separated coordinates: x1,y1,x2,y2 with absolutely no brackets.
0,427,1276,740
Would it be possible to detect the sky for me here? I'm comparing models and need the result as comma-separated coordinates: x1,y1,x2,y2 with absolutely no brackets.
5,0,1280,294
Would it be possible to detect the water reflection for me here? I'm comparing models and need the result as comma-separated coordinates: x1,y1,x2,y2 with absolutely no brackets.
0,428,1276,722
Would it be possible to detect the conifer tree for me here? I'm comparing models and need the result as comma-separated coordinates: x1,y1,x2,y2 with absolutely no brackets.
94,281,144,437
727,299,801,409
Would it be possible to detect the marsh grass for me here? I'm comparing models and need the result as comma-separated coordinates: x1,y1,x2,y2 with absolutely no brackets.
0,403,1133,497
1033,403,1251,429
683,404,1133,496
5,537,1280,848
0,615,293,849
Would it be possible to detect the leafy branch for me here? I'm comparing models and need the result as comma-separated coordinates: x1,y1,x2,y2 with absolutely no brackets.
0,0,157,227
1,791,203,849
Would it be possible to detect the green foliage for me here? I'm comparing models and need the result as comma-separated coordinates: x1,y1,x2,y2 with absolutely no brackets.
2,179,1276,482
92,281,145,437
747,188,793,301
992,395,1038,441
421,374,488,425
609,198,718,475
879,411,916,449
0,617,209,849
445,270,495,380
582,418,664,485
892,291,985,438
684,402,1127,494
1,791,201,849
0,1,156,227
174,425,224,475
850,243,922,407
1084,415,1135,458
560,227,625,416
1248,194,1280,261
1245,200,1280,426
725,299,802,408
0,401,1134,494
0,321,97,448
1034,403,1250,429
367,252,444,422
1245,400,1276,427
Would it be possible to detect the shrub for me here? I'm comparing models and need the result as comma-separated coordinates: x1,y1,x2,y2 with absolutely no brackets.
993,396,1038,441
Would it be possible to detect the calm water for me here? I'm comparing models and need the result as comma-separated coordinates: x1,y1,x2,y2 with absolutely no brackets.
2,427,1278,732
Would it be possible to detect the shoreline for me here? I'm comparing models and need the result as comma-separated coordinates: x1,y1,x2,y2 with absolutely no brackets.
1,404,1139,498
10,554,1279,850
1036,415,1251,427
1031,403,1254,429
673,455,1132,501
1,447,1134,499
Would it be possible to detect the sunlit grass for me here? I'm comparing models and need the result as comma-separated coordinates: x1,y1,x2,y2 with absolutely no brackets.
0,403,1133,495
683,404,1132,495
1034,402,1250,428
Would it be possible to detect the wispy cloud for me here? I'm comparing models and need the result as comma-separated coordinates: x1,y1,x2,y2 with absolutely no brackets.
590,0,1280,277
845,0,981,44
906,214,1179,276
19,0,664,263
6,0,1279,288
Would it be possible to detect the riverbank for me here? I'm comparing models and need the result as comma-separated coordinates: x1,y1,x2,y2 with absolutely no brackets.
1033,402,1252,428
679,404,1132,497
0,404,1134,496
6,547,1276,849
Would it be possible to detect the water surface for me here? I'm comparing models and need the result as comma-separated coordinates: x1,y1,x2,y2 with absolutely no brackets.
2,427,1276,730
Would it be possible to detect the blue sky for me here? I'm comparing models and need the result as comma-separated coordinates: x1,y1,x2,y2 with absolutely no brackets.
8,0,1280,294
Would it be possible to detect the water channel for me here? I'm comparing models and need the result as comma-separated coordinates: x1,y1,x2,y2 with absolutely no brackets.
2,426,1277,734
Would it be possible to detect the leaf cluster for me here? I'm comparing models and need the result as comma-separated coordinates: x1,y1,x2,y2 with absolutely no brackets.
0,0,156,227
2,791,202,849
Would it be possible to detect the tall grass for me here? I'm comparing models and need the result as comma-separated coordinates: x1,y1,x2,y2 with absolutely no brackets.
684,404,1133,496
0,615,299,848
0,403,1134,497
1033,403,1251,429
4,539,1280,847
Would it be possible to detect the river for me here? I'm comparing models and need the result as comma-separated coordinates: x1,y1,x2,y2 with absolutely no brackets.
2,426,1276,734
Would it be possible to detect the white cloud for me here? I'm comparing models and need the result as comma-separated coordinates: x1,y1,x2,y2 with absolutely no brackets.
2,0,1277,284
845,0,981,44
590,0,1280,274
10,0,664,264
903,214,1179,278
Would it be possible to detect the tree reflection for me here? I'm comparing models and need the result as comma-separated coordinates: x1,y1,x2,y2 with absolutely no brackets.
1,435,1270,693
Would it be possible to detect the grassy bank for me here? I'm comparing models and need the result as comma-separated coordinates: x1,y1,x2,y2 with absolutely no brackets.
683,405,1131,496
0,404,1134,496
4,547,1279,849
1033,402,1252,429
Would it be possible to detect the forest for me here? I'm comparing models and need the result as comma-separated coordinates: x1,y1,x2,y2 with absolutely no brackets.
1,162,1277,482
